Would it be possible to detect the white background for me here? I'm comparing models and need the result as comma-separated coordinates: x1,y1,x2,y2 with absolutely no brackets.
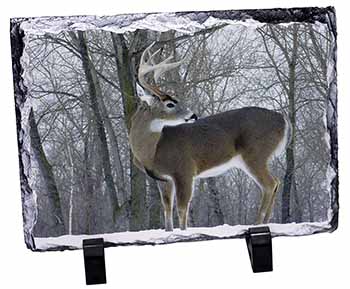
1,0,349,288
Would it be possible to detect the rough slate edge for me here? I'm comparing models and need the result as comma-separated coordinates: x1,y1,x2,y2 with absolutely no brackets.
9,6,338,252
10,21,36,250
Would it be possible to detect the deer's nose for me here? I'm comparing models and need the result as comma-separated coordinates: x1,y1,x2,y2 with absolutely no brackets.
189,113,198,121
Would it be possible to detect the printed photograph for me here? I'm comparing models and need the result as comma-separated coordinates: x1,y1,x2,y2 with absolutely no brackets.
11,8,338,251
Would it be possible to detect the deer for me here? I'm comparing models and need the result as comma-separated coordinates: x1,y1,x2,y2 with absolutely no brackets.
129,42,292,232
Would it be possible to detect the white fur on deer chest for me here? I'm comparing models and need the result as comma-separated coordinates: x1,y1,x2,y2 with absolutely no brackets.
149,118,187,132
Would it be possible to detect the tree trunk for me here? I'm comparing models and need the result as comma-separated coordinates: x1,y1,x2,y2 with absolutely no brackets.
292,177,302,222
91,63,126,204
29,108,65,236
83,128,95,234
67,144,74,235
111,33,139,130
282,24,298,224
148,180,162,229
77,31,120,222
111,32,147,231
282,144,295,223
207,178,225,226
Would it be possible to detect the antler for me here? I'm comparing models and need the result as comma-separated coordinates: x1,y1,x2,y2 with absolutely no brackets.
138,42,183,100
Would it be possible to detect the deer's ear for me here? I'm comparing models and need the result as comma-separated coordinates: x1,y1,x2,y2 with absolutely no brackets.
139,94,155,106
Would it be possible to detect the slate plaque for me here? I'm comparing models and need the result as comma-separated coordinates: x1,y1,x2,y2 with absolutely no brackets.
10,7,338,251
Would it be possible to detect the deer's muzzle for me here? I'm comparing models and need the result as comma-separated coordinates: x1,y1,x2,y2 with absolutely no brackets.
186,114,198,122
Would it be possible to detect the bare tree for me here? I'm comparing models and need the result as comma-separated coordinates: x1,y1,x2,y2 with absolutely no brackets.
76,31,120,221
258,24,299,223
29,108,65,236
111,31,148,231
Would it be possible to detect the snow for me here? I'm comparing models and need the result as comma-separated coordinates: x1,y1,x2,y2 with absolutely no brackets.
18,12,306,37
34,222,331,251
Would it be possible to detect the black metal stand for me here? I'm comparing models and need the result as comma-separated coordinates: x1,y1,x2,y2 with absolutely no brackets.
245,226,273,273
83,238,107,285
80,228,272,284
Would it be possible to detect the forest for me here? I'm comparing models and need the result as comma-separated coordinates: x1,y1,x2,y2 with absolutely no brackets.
23,19,333,237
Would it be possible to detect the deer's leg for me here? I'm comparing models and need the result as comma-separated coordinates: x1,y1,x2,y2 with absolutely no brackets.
242,156,278,224
263,176,280,223
174,177,193,230
255,170,279,224
256,188,270,224
157,180,175,231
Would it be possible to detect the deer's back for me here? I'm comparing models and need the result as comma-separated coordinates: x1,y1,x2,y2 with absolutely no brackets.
154,107,285,175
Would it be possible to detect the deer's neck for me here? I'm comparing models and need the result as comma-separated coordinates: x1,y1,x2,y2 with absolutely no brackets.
129,109,162,170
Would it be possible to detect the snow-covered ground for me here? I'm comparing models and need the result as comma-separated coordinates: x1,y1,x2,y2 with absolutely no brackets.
34,221,331,251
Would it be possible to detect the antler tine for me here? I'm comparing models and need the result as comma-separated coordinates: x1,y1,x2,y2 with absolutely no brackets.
154,55,183,82
140,41,155,65
138,43,156,92
147,48,161,66
138,42,183,100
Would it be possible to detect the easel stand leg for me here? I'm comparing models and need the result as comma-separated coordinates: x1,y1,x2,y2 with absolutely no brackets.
245,226,273,273
83,238,107,285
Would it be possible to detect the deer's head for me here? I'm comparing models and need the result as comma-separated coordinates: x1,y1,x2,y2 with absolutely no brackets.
135,42,197,132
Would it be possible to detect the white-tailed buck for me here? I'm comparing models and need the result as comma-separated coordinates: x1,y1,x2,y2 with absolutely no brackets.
129,43,291,231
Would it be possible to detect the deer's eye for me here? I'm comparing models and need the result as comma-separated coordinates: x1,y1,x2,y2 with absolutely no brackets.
166,103,175,108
